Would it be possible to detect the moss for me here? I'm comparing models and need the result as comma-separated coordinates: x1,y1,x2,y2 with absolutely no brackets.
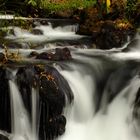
38,0,96,12
0,0,96,17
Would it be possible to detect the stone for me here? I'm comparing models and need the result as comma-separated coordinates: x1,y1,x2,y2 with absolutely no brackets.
0,134,9,140
16,65,73,140
31,29,43,35
91,20,135,49
36,48,72,60
0,53,5,62
28,51,39,58
0,67,11,133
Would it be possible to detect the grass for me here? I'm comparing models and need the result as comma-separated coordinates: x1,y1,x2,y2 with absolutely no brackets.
38,0,96,11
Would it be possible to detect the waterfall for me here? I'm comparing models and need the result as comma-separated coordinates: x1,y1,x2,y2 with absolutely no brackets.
9,80,32,140
31,88,39,140
9,80,38,140
57,68,140,140
1,18,140,140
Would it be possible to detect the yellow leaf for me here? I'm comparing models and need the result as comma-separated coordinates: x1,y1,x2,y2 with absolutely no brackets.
106,0,111,13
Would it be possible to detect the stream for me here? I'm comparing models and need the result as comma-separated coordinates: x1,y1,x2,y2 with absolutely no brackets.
0,18,140,140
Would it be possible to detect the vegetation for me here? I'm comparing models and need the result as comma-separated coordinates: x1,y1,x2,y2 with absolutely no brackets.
0,0,96,17
0,0,139,21
28,0,96,11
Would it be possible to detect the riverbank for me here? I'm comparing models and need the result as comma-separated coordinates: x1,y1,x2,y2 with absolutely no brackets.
0,0,140,49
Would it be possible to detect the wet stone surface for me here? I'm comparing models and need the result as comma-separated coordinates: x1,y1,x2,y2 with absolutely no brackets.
0,65,73,140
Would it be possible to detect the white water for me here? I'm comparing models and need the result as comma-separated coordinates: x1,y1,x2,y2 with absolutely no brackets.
9,80,38,140
57,65,140,140
31,88,39,140
2,20,140,140
5,23,83,43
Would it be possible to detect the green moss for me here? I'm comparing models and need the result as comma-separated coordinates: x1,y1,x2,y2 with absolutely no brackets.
38,0,96,11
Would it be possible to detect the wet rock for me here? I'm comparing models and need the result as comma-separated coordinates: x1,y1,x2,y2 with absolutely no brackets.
16,66,37,115
0,53,5,62
7,43,23,49
16,65,73,140
48,115,66,137
0,67,11,133
31,29,43,35
36,52,53,60
28,51,39,58
36,65,73,139
40,20,49,25
0,134,9,140
92,20,135,49
0,65,73,140
0,44,5,48
36,48,72,60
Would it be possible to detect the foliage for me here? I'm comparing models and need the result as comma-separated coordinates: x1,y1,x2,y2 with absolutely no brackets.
37,0,96,11
25,0,37,7
125,0,138,20
0,0,96,16
106,0,111,13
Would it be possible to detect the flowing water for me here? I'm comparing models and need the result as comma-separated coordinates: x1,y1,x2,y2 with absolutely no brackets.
0,18,140,140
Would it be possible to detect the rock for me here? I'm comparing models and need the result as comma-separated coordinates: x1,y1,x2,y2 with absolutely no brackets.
36,52,53,60
36,65,73,139
28,51,39,58
92,20,135,49
31,29,43,35
48,115,66,137
36,48,72,60
0,44,4,48
0,134,9,140
0,65,73,140
16,65,73,140
0,67,11,133
0,53,5,62
40,20,49,25
6,43,23,49
16,67,35,114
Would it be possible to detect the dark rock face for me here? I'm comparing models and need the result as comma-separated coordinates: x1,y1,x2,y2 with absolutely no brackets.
35,65,73,139
0,67,11,133
0,65,73,140
0,53,5,62
0,134,9,140
29,51,39,58
92,21,135,49
36,48,72,61
31,29,43,35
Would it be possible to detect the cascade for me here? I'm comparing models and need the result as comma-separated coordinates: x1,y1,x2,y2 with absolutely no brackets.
0,18,140,140
9,79,33,140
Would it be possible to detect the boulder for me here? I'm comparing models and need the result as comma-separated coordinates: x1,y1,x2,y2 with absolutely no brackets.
0,53,5,62
16,65,73,140
0,67,11,133
0,134,9,140
28,51,39,58
31,29,43,35
0,61,73,140
92,20,135,49
36,48,72,60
